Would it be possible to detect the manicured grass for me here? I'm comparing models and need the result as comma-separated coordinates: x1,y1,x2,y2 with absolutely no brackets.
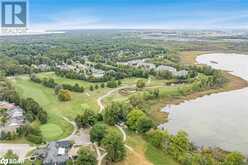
10,73,143,141
40,123,63,141
12,76,75,141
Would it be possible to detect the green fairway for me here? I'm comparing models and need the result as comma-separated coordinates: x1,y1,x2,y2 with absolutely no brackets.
11,72,178,141
10,73,142,141
40,123,63,141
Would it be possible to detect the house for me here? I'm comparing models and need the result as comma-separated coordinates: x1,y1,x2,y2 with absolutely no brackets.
118,59,156,70
91,68,105,78
0,101,25,133
175,70,188,78
155,65,177,74
33,141,72,165
155,65,188,77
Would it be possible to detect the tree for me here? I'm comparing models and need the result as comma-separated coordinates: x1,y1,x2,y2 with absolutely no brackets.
118,80,122,86
75,109,97,128
90,123,108,145
90,85,94,91
147,129,170,149
58,89,71,101
126,109,145,131
38,111,48,124
4,150,19,165
102,131,126,162
168,131,191,160
224,152,245,165
103,102,129,125
136,80,145,89
75,147,97,165
100,83,105,88
136,116,153,133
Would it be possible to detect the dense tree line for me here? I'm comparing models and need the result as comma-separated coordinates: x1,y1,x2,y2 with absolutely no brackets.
147,129,245,165
17,124,44,144
30,74,85,93
0,121,44,144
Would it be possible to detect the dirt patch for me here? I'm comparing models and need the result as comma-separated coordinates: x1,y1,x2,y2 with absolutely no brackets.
114,150,152,165
119,88,136,96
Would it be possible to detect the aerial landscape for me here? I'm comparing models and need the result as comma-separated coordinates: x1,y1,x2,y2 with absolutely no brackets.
1,0,248,165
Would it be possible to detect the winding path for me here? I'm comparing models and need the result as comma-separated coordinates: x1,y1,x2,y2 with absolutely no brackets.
97,86,134,151
97,86,133,113
115,124,126,142
60,116,77,141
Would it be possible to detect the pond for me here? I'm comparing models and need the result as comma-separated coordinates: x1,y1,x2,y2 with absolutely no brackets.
161,53,248,155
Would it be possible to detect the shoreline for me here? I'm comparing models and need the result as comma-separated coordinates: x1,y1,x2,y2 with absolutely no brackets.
150,51,248,124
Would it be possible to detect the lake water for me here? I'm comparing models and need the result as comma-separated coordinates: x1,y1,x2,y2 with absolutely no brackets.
162,53,248,155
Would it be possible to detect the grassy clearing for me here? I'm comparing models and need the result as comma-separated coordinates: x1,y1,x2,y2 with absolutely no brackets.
115,132,177,165
145,144,178,165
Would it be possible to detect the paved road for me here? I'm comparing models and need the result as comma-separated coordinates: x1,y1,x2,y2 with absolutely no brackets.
0,144,34,160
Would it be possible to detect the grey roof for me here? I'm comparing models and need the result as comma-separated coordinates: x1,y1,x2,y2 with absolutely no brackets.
155,65,177,73
156,65,188,77
0,102,25,130
175,70,188,77
43,141,71,165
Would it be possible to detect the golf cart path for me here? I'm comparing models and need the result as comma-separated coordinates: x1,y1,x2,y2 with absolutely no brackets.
97,86,133,113
97,85,134,146
60,116,91,145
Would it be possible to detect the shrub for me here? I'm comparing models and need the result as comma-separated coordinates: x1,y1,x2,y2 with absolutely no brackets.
58,89,71,101
136,116,153,133
136,80,145,89
126,109,145,131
